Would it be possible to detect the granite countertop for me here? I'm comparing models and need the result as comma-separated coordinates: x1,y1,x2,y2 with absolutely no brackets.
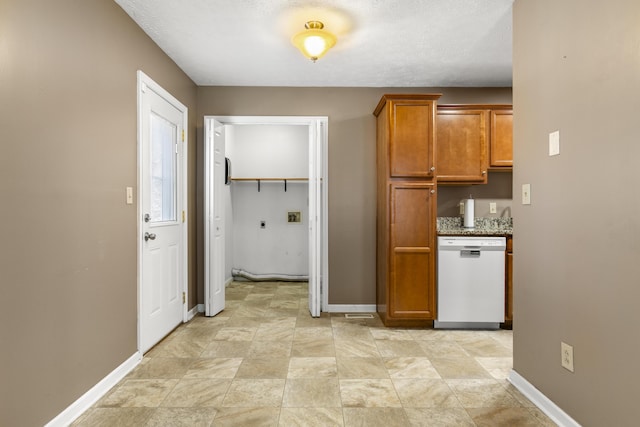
437,217,513,236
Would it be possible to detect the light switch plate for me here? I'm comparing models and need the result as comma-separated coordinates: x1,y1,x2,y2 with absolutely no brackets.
549,130,560,156
522,184,531,205
489,202,497,214
126,187,133,205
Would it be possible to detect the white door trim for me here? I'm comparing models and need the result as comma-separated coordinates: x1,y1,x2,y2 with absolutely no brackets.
204,115,329,314
136,70,189,355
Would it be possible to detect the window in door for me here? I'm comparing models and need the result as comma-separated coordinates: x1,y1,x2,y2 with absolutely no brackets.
150,112,177,223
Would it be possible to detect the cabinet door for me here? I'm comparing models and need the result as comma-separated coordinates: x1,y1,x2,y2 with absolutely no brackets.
436,109,488,183
389,183,436,319
490,110,513,168
389,101,436,178
505,237,513,322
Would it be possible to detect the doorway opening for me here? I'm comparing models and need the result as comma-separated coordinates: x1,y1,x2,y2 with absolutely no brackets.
204,116,328,317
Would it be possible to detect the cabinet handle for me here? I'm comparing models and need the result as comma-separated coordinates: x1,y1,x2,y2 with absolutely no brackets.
430,189,435,194
430,166,436,172
482,170,487,175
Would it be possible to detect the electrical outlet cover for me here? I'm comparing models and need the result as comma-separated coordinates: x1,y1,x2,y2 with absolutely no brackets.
561,342,574,372
287,211,302,223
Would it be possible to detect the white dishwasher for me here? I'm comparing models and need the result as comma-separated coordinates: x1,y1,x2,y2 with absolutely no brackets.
435,236,506,329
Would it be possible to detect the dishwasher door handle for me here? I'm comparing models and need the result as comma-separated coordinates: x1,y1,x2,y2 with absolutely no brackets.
460,250,481,257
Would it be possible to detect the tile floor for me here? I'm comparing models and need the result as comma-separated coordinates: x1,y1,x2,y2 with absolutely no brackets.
73,281,556,426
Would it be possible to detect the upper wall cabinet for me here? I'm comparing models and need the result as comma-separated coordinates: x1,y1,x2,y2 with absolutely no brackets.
489,108,513,169
374,95,440,178
436,107,489,184
437,104,513,184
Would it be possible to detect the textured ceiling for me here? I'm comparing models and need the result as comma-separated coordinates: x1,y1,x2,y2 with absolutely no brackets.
114,0,514,87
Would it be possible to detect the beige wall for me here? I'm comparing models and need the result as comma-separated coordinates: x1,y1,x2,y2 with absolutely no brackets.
0,1,197,425
437,172,513,217
513,0,640,425
197,87,512,305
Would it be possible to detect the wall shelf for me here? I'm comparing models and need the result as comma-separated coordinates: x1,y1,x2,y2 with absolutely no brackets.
231,178,309,192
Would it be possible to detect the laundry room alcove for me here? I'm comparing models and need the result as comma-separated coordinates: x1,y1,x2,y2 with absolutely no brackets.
225,124,310,282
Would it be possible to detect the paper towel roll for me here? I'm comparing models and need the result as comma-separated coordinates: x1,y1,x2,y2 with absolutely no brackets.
463,198,475,228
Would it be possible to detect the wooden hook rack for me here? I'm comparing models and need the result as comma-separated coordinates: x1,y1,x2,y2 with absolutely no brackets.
231,178,309,192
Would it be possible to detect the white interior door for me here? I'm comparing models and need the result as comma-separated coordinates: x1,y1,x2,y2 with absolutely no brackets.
205,119,226,316
138,72,186,354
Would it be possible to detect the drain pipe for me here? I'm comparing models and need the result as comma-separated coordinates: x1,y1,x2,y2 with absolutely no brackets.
231,268,309,282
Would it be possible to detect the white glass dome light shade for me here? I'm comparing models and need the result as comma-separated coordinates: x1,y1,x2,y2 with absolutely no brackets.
304,35,327,57
292,21,337,62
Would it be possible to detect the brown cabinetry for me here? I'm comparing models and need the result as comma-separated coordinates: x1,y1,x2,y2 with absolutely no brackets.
503,236,513,328
374,94,440,326
437,105,512,184
490,109,513,168
436,107,489,183
387,99,437,178
389,183,437,319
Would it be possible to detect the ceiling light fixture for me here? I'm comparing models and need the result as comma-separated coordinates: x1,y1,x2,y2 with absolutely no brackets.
292,21,337,62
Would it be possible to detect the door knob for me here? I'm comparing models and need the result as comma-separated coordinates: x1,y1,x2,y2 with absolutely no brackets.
144,213,151,223
144,232,156,241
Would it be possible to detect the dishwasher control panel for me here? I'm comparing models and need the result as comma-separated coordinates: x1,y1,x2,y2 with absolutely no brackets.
438,237,506,251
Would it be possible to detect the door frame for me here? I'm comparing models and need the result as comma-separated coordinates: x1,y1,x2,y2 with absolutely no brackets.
204,115,329,314
136,70,189,354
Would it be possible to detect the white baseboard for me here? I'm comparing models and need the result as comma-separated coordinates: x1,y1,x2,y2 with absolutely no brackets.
45,352,142,427
187,305,199,321
197,304,205,313
324,304,377,313
508,370,581,427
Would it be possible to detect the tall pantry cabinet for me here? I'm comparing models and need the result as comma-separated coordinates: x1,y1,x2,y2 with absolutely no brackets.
374,94,441,327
